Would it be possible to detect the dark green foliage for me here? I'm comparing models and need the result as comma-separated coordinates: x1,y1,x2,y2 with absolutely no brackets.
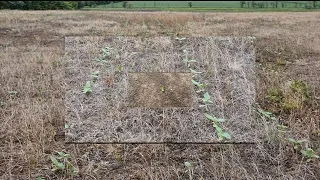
0,1,119,10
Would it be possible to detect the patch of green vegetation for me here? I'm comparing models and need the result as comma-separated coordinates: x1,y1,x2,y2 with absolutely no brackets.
290,80,309,98
301,148,320,162
265,80,310,112
287,138,307,150
265,87,284,103
204,113,231,141
82,81,92,94
160,86,165,92
258,108,277,121
50,151,77,176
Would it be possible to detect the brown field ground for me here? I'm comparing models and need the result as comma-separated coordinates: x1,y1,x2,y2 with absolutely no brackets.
0,10,319,179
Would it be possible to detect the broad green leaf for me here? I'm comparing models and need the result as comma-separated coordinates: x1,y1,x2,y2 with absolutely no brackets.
191,79,200,86
82,81,92,94
199,83,207,88
215,125,223,133
50,156,65,170
160,86,165,92
184,161,192,168
57,151,65,157
203,92,210,101
287,138,297,143
222,132,231,139
215,118,225,123
204,113,214,121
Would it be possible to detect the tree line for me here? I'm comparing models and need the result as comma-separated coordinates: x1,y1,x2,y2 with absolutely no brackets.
240,1,320,9
0,1,121,10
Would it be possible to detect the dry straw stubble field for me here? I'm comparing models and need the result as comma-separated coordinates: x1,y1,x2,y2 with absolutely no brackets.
0,10,319,179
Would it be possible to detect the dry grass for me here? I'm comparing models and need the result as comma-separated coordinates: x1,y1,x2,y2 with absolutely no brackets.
0,10,319,179
64,36,256,143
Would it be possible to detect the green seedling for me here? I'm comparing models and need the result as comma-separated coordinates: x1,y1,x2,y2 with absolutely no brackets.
300,148,319,162
257,108,276,121
91,71,99,81
204,113,231,141
204,113,225,123
287,138,307,150
95,46,113,63
202,92,213,104
50,155,65,171
82,81,92,94
50,151,76,176
36,177,45,180
184,161,192,168
213,123,231,141
64,123,69,129
191,80,207,92
160,86,165,92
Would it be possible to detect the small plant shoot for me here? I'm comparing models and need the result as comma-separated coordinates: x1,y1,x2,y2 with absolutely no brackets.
300,148,319,162
204,113,231,141
258,108,276,121
287,138,307,150
160,86,165,92
202,92,213,104
82,81,92,94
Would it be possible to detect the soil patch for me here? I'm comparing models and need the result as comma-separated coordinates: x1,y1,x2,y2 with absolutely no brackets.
128,72,193,107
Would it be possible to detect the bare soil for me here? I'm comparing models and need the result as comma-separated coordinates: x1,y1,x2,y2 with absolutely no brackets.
128,72,193,107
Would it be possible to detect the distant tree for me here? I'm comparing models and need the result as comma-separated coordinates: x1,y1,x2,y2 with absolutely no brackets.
251,1,256,8
240,1,246,8
275,0,278,8
122,1,128,8
188,2,192,8
312,1,317,8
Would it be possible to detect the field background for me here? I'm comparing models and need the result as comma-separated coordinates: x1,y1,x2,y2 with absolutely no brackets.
0,10,319,179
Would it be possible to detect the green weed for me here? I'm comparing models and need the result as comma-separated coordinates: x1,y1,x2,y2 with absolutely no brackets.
202,92,213,104
82,81,92,94
160,86,165,92
287,138,307,150
301,148,319,162
257,108,276,121
204,113,231,141
49,151,76,176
